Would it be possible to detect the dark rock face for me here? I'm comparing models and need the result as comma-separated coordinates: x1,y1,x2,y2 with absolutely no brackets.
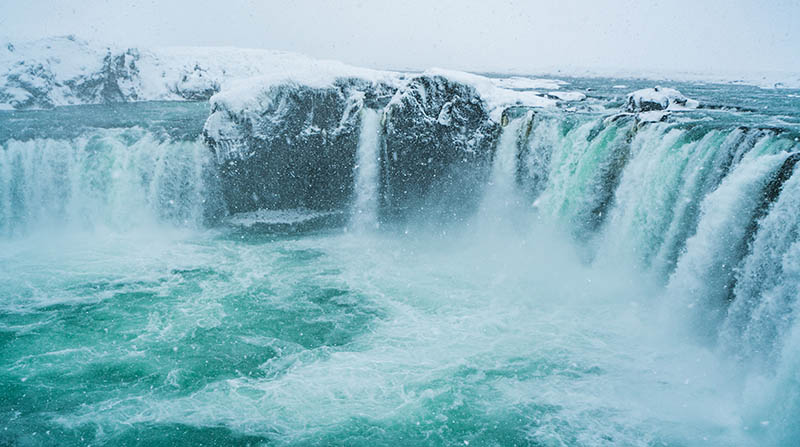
204,81,374,214
381,75,500,219
202,75,502,220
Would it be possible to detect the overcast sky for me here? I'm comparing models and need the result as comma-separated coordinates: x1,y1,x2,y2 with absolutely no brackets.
1,0,798,75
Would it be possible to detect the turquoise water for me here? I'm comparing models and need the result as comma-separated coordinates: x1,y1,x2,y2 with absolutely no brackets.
0,223,748,447
2,83,800,446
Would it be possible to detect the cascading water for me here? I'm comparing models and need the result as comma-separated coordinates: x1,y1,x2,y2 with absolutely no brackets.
721,162,800,363
530,114,634,237
488,116,525,198
0,129,217,235
350,108,382,230
598,126,779,275
478,114,527,220
665,151,792,336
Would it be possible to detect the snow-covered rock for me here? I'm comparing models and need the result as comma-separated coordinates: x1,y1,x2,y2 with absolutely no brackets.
204,78,396,213
202,67,559,216
626,86,699,112
425,69,555,122
382,74,501,217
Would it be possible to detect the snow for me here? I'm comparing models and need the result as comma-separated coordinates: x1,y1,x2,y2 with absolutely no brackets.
209,62,398,116
627,86,699,112
425,68,556,121
203,110,244,143
637,110,669,122
3,35,799,112
212,65,559,128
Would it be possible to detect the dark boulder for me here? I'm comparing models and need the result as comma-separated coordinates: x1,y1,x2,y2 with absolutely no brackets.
382,75,500,219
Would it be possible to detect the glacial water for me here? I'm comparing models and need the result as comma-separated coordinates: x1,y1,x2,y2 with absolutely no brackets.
2,82,800,447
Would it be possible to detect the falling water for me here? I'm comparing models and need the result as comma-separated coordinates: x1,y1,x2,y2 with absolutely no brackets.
479,114,528,220
0,128,216,235
350,108,382,230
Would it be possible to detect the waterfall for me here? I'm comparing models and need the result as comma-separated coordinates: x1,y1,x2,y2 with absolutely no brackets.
664,151,791,337
350,108,382,230
598,126,772,274
532,114,634,236
0,129,216,235
518,113,561,200
720,156,800,362
476,114,528,223
488,115,526,199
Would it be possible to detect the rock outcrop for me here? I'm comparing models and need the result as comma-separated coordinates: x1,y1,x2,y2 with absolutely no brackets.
382,75,501,218
203,79,396,213
626,87,699,112
202,73,522,219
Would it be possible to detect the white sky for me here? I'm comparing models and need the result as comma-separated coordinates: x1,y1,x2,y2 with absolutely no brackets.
1,0,798,75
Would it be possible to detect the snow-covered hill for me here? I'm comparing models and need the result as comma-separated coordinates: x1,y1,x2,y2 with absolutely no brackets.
0,35,395,109
0,36,587,112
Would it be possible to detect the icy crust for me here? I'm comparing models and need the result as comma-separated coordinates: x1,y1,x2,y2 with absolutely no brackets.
626,86,700,112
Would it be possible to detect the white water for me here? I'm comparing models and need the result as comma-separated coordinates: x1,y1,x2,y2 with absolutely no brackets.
350,108,382,231
665,151,790,337
532,115,633,236
478,115,529,224
488,116,525,199
719,156,800,364
0,129,213,235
